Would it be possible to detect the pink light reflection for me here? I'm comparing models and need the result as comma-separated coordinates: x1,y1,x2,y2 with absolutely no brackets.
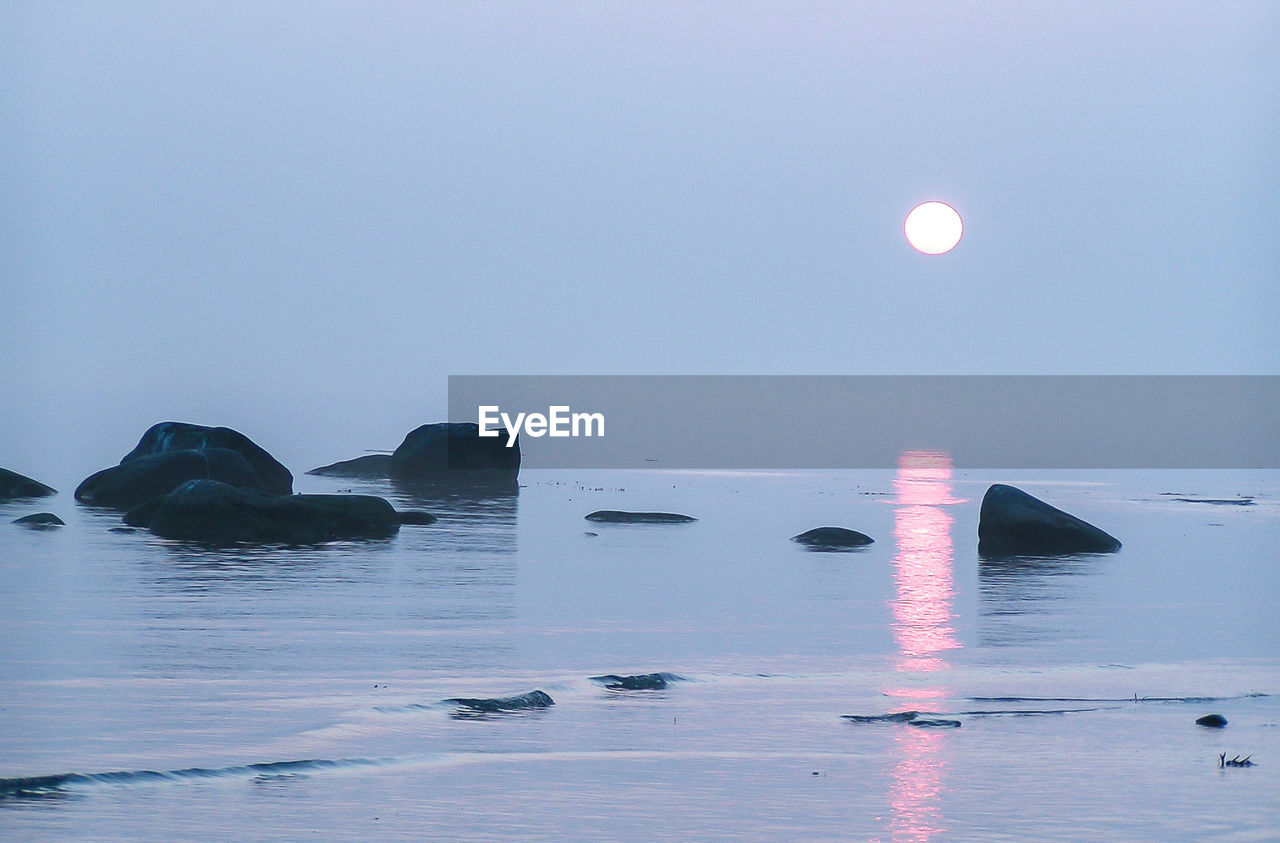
887,726,948,842
884,450,960,841
889,451,960,671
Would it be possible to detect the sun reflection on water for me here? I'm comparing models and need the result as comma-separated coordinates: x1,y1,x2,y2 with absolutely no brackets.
886,450,961,841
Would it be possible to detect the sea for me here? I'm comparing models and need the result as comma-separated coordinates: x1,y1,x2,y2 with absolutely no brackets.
1,454,1277,839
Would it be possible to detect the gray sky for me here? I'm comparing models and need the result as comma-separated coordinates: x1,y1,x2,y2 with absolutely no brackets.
2,1,1277,483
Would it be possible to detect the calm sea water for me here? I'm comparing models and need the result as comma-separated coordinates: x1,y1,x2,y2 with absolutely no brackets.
2,457,1277,839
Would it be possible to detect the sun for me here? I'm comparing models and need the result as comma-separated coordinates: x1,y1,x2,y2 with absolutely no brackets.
904,201,963,255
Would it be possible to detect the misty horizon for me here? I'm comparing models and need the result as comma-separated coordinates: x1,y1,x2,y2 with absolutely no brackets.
4,2,1278,483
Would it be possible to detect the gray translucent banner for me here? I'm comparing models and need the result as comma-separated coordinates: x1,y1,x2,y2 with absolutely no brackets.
447,376,1279,468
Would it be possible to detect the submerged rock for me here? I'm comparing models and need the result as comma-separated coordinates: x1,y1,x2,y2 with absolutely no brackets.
12,512,64,528
585,511,697,523
1196,714,1228,728
443,690,555,713
76,422,293,509
842,711,922,724
309,423,520,490
792,526,874,548
589,673,681,690
978,484,1121,557
124,479,402,544
1172,497,1253,506
0,468,56,500
396,510,437,526
842,711,960,728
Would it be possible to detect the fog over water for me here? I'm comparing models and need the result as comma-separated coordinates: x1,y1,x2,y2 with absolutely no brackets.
3,2,1277,485
2,8,1278,835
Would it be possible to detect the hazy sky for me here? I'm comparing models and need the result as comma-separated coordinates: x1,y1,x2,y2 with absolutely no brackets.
3,2,1277,483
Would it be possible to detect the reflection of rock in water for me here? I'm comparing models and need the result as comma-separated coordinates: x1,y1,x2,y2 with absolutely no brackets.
135,484,520,674
977,553,1106,647
388,481,518,555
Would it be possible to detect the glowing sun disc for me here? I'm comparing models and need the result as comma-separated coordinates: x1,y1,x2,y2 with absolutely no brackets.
905,201,963,255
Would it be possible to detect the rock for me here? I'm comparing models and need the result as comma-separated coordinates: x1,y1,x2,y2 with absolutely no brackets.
396,510,437,525
120,422,293,495
12,512,64,528
442,690,554,713
1172,497,1253,506
589,673,681,690
842,711,922,724
842,711,960,728
793,526,874,548
1196,714,1228,728
75,422,293,509
390,422,519,478
0,467,56,500
76,448,271,510
308,423,519,490
978,484,1121,557
585,511,697,523
305,453,394,479
124,479,402,544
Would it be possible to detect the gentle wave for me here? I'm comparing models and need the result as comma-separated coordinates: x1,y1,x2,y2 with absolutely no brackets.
0,757,392,799
0,748,868,801
969,693,1269,703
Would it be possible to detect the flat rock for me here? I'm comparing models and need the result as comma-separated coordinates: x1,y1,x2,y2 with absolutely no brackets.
793,526,874,548
124,479,402,544
978,484,1121,557
305,453,393,479
585,510,696,523
0,467,56,500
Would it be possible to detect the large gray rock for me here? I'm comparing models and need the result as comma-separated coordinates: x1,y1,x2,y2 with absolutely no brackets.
75,422,293,509
124,479,404,544
0,467,56,500
308,423,519,490
978,484,1121,557
119,422,292,495
76,448,271,510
